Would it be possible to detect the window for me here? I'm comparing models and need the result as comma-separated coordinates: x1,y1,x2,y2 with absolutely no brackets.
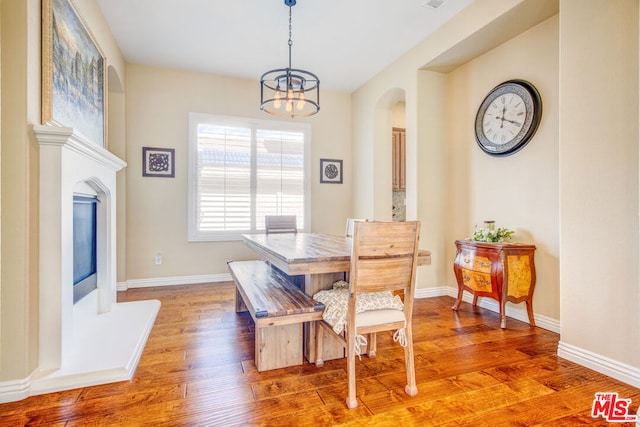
188,113,310,241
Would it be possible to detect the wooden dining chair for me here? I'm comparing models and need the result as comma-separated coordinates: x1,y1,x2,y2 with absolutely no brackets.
344,218,368,238
314,220,421,409
342,217,368,289
265,215,297,234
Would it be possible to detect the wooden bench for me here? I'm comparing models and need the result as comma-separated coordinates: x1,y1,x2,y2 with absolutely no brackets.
226,260,325,371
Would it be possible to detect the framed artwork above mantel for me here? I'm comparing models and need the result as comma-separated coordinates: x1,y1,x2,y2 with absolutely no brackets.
42,0,107,147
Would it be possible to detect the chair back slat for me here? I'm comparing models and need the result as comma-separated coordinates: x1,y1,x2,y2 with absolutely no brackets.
352,258,415,293
350,221,420,295
356,225,416,252
265,215,297,234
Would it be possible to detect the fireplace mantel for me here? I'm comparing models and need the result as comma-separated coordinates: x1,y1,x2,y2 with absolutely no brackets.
33,125,126,172
29,124,160,398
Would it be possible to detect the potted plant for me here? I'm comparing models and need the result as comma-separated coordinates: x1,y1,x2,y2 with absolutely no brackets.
472,221,515,243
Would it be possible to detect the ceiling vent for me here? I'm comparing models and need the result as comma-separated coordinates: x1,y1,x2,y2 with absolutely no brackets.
422,0,445,9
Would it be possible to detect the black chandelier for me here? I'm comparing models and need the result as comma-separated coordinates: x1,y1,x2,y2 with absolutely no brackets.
260,0,320,118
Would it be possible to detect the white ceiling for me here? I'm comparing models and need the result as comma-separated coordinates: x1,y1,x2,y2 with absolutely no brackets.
96,0,473,93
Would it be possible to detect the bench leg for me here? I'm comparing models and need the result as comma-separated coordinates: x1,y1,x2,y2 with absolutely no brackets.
235,288,248,313
255,324,303,371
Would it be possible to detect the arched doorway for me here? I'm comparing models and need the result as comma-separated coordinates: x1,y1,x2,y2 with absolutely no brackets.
372,88,406,221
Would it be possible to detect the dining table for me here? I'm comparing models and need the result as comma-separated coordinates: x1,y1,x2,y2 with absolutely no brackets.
241,232,431,363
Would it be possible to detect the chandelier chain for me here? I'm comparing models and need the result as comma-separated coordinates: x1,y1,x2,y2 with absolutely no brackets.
288,5,292,46
288,5,293,68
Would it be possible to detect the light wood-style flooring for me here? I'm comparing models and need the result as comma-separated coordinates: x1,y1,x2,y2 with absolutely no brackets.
1,282,638,426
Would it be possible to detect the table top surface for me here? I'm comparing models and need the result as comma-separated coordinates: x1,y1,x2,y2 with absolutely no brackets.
242,233,353,264
242,232,431,275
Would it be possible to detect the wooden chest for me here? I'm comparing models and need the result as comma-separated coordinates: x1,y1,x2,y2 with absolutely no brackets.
452,240,536,328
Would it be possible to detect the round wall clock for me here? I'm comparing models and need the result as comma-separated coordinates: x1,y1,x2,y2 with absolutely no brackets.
474,79,542,156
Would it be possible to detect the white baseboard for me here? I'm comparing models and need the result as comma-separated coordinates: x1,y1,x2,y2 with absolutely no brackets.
415,285,453,299
415,285,560,334
558,341,640,389
0,376,32,403
118,273,232,291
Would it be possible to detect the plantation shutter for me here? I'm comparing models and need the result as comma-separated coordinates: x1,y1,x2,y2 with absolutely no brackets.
255,129,305,231
190,114,308,240
196,124,251,232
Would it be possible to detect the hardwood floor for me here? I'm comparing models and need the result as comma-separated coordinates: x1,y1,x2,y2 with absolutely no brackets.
1,282,638,426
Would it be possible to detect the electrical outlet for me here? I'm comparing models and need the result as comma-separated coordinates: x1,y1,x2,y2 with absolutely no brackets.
155,254,162,265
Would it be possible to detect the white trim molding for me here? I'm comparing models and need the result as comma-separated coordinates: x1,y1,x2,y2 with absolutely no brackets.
118,273,232,291
415,286,453,299
0,376,32,403
558,341,640,389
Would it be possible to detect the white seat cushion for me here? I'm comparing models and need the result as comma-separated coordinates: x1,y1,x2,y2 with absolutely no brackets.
355,308,406,328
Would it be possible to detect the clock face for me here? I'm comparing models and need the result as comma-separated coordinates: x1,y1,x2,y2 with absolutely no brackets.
475,80,542,156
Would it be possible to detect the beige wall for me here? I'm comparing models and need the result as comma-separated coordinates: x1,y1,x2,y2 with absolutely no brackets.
1,0,42,382
124,64,352,280
446,16,560,321
416,71,449,287
392,102,405,129
558,0,639,368
0,0,3,374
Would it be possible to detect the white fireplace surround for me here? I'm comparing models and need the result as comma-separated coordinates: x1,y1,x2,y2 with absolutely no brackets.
30,124,160,397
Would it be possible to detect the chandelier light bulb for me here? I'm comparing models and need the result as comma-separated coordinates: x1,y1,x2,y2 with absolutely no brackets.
285,100,293,113
274,89,282,109
297,90,306,110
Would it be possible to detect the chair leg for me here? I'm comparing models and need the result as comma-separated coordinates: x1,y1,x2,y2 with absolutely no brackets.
367,333,377,358
403,325,418,397
346,331,358,409
315,322,324,368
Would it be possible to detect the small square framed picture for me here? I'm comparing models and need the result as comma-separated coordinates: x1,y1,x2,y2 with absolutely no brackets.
320,158,343,184
143,147,175,178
